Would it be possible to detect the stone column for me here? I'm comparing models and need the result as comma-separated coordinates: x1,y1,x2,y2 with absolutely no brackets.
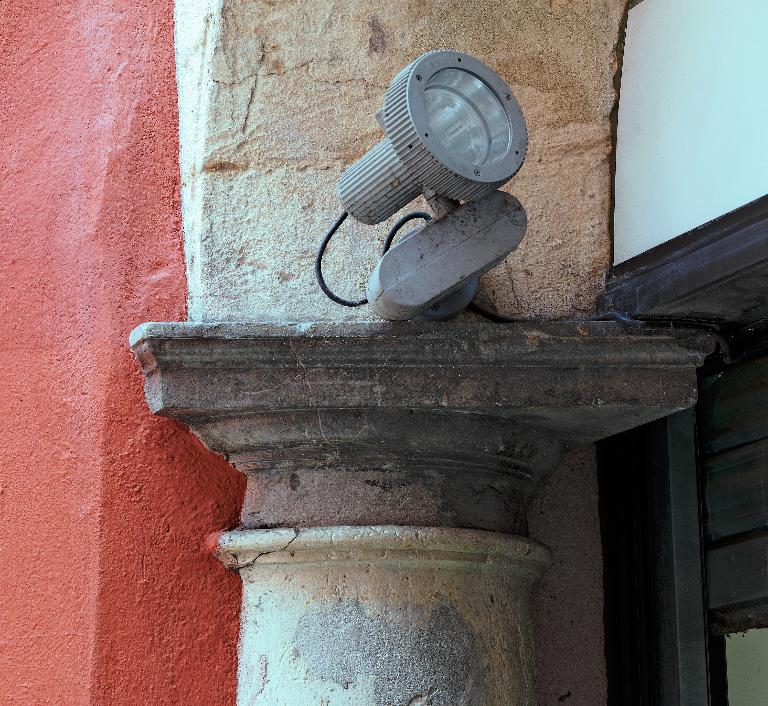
213,412,561,703
218,527,549,705
154,2,695,702
131,320,711,705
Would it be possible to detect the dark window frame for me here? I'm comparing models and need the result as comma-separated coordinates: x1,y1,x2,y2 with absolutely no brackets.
599,344,768,705
598,409,716,706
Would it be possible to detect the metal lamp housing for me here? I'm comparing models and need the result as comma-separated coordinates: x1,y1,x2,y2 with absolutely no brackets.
338,50,528,225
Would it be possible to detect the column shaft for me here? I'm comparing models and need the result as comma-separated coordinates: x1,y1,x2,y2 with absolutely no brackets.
218,526,551,706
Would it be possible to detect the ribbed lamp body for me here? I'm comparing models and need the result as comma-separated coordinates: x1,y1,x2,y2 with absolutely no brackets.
337,138,422,225
338,51,525,225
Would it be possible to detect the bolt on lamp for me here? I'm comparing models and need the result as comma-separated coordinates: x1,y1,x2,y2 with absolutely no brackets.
316,49,529,320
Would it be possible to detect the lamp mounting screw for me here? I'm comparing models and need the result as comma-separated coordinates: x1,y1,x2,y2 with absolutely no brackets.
416,74,422,81
474,169,481,176
505,93,511,100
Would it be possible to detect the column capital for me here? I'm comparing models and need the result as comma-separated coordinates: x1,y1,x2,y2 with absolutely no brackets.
131,319,711,445
131,319,713,703
131,320,711,531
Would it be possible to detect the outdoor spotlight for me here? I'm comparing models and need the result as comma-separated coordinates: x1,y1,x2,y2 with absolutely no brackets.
338,50,527,225
316,49,529,321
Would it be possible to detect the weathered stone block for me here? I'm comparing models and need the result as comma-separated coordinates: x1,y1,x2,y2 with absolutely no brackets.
217,526,550,705
174,0,627,321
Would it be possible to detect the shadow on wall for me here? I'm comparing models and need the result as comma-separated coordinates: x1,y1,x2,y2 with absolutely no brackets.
531,447,606,705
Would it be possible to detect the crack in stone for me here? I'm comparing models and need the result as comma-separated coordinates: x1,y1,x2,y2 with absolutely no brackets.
236,528,299,570
210,72,258,87
262,57,387,89
242,74,258,133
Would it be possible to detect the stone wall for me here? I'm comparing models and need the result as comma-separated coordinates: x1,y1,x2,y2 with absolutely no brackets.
171,3,625,702
175,0,627,321
532,448,606,705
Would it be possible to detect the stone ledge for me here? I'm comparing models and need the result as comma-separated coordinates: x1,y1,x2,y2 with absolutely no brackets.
130,320,712,444
130,320,713,532
215,526,552,574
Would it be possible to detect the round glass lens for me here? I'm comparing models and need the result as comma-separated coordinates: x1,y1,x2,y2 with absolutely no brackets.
423,68,511,167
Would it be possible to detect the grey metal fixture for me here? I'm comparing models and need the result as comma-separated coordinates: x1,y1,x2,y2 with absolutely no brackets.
338,49,528,225
366,191,526,320
316,49,529,321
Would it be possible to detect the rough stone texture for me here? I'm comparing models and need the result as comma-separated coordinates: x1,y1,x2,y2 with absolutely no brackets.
240,465,532,534
217,526,550,705
294,601,481,705
130,320,711,536
531,447,607,706
174,0,627,322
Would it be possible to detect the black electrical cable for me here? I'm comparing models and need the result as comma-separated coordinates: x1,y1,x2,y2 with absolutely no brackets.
586,311,649,328
315,210,432,308
467,302,517,323
469,302,646,327
314,211,367,307
468,302,736,361
382,211,432,254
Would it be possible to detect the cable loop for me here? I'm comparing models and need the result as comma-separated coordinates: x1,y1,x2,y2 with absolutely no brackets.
382,211,432,254
315,210,433,308
314,212,368,307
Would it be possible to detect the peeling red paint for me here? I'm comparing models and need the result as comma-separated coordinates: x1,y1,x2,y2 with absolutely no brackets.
0,1,244,703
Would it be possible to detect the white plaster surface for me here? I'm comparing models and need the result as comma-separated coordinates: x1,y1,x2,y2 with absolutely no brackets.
217,526,550,705
614,0,768,264
174,0,626,321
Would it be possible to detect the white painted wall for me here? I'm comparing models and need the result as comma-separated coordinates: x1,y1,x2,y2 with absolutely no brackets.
614,0,768,264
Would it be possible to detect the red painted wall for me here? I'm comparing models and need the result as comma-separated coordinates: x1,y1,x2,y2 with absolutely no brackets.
0,2,244,703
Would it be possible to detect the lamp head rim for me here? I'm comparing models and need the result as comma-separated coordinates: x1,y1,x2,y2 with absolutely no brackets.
402,50,527,184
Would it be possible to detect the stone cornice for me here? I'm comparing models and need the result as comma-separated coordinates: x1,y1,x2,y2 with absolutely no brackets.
130,320,712,444
130,320,713,532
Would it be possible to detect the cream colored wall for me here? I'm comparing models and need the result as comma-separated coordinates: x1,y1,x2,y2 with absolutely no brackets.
175,0,626,321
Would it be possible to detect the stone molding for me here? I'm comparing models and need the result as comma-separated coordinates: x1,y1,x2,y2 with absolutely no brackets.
215,525,552,573
131,320,712,533
130,319,711,446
